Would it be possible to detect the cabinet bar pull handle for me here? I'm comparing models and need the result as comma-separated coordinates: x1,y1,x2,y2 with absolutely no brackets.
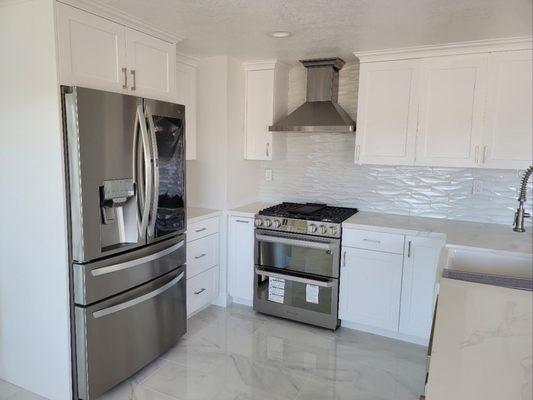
355,145,361,161
195,227,207,233
266,142,270,157
407,241,412,258
362,238,381,244
236,219,249,224
342,250,347,267
122,67,128,89
194,253,206,259
130,69,136,90
482,145,488,163
194,288,206,295
474,145,479,163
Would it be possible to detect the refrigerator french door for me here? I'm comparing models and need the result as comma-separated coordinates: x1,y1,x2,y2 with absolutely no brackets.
62,87,186,400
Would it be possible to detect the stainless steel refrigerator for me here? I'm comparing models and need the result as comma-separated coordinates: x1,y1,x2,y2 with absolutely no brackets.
62,87,187,399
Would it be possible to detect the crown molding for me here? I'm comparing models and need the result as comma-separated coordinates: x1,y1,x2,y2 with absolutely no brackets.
243,59,288,71
354,36,533,63
176,52,201,67
57,0,184,43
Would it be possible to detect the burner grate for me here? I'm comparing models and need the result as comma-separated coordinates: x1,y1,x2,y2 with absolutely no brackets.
259,202,358,223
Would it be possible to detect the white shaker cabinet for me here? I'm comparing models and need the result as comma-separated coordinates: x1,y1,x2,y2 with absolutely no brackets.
125,28,176,101
244,61,288,160
399,236,444,340
355,60,420,165
339,247,404,331
227,216,255,304
175,55,198,160
415,54,488,167
481,50,533,169
56,3,177,102
56,3,127,92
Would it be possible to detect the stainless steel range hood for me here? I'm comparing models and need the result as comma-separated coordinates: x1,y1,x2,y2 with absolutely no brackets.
269,58,356,133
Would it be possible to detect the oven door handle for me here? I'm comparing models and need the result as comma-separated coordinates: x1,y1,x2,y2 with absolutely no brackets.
255,267,334,288
255,234,334,252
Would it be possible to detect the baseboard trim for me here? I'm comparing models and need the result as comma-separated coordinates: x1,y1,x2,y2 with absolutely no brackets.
341,320,429,346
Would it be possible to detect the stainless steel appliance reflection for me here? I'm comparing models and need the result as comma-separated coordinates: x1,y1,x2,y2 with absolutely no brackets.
62,86,186,399
253,203,357,330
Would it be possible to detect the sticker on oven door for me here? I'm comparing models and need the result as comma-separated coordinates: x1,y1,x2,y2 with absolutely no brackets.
268,277,285,304
306,284,319,304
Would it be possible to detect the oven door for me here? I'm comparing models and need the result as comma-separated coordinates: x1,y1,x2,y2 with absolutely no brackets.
255,229,340,278
253,267,339,329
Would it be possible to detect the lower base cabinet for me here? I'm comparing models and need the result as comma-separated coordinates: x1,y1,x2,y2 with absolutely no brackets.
227,215,255,304
340,228,444,344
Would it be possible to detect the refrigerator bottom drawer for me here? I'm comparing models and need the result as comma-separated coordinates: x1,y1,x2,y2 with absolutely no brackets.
75,267,187,400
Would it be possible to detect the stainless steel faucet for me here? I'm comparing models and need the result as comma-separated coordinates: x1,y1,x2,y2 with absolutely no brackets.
513,165,533,232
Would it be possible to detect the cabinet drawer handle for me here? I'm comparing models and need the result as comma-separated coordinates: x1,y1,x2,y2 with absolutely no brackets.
130,69,136,91
194,253,206,259
236,220,249,224
407,241,412,258
122,67,128,89
362,238,381,244
195,227,207,233
342,250,347,267
194,288,206,295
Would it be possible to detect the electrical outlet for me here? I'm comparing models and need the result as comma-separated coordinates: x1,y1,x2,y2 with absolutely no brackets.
472,179,483,195
265,168,273,182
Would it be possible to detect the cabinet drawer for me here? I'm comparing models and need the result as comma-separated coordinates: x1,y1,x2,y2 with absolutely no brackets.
187,266,219,317
187,216,219,242
342,229,405,254
187,234,218,279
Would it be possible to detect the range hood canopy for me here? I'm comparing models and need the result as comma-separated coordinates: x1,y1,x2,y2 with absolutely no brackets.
269,58,356,133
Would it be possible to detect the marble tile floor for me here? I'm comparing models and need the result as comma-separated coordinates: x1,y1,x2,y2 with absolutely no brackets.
1,304,428,400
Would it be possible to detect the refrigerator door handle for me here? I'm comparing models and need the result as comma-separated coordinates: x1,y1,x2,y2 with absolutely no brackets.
135,104,152,237
92,271,184,318
90,239,185,277
145,105,159,237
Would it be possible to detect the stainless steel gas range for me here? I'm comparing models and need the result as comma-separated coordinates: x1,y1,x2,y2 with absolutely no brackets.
253,203,358,330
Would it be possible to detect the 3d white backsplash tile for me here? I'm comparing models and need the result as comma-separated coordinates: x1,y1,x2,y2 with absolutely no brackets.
258,63,532,226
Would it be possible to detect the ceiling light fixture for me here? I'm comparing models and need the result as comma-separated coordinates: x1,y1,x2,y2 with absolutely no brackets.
269,31,292,38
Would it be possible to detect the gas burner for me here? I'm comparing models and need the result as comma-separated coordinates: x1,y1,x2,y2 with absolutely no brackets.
255,202,358,238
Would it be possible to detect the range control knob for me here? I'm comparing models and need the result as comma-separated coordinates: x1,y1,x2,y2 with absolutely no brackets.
319,225,328,234
329,226,338,236
254,218,263,227
308,223,318,233
273,219,281,228
264,219,272,228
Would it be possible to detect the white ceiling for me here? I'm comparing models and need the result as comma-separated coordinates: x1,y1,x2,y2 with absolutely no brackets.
99,0,532,62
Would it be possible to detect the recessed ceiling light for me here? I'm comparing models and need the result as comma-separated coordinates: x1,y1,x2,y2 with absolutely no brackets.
269,31,292,38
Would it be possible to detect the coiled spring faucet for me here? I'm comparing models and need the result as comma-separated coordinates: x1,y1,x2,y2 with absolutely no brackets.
513,165,533,232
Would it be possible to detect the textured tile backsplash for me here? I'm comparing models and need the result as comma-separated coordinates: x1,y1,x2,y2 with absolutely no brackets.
258,63,532,226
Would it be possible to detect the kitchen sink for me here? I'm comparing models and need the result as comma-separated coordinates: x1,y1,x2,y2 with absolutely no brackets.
443,246,532,290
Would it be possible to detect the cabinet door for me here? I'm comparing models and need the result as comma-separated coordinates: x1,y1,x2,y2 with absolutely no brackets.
399,236,443,340
415,54,488,167
481,50,533,169
244,69,274,160
339,247,403,331
228,216,255,303
355,60,420,165
125,28,176,101
176,61,197,160
56,3,127,91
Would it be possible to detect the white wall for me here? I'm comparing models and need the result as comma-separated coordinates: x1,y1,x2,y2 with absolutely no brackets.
186,56,261,210
0,1,72,399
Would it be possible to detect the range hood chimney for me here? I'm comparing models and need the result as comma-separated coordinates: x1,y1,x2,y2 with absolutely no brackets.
269,58,356,133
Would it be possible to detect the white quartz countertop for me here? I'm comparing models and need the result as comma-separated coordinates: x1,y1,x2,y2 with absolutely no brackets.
187,207,222,224
343,212,533,255
227,202,273,218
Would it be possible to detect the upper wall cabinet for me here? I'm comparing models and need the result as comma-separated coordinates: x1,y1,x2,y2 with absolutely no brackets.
56,3,177,102
355,39,533,170
244,61,288,160
482,50,533,169
175,55,199,160
355,60,420,165
415,54,488,168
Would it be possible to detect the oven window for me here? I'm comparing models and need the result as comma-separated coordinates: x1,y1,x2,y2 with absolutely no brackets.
256,275,333,315
257,241,334,277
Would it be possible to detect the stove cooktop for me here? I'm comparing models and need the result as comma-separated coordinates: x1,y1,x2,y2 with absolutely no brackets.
259,202,358,223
